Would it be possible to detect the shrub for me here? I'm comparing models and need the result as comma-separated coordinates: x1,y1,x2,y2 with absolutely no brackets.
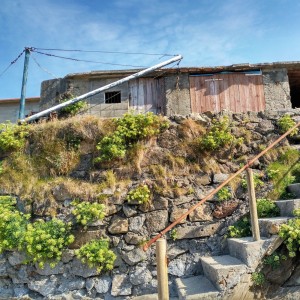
279,209,300,257
170,229,178,241
0,206,29,253
75,239,116,273
257,198,280,218
251,272,265,286
228,216,251,238
0,122,29,152
217,187,232,202
24,218,74,268
71,200,106,229
127,184,151,204
199,117,242,151
0,195,17,209
60,95,87,116
263,252,286,269
241,173,264,190
277,115,298,136
95,112,169,162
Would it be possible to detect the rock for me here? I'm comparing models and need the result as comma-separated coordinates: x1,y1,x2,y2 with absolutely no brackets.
106,204,120,216
8,252,26,266
168,245,187,260
284,263,300,286
170,208,188,223
175,222,222,239
212,200,239,218
28,276,58,297
0,288,13,299
139,197,169,212
145,210,168,233
123,205,137,217
172,195,194,205
125,232,145,245
13,285,29,297
129,265,152,285
108,216,129,234
111,274,132,296
94,275,112,294
69,229,105,249
129,215,146,233
195,174,211,186
57,278,85,293
52,184,72,201
189,204,213,222
10,266,30,284
168,257,186,276
35,262,65,275
69,258,99,278
61,249,75,263
213,173,229,183
132,279,158,297
0,259,7,276
121,248,147,266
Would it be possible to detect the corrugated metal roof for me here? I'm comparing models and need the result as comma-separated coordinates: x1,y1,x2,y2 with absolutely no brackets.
0,97,40,104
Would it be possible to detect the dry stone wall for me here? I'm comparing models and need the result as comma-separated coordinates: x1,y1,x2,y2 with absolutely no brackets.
1,110,300,299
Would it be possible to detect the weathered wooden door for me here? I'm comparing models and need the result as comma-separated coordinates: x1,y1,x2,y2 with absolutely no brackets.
129,78,165,114
189,73,265,113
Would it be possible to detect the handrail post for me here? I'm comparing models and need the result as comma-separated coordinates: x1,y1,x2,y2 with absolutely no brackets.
156,238,169,300
246,168,261,241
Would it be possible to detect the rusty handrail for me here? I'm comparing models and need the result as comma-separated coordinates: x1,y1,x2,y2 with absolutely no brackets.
143,120,300,251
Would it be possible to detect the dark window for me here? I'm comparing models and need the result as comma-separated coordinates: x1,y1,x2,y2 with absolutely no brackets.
105,91,121,103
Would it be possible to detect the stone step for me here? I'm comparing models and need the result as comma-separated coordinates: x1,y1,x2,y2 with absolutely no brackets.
276,199,300,217
175,275,220,300
258,217,291,237
227,237,274,270
287,183,300,198
200,255,247,291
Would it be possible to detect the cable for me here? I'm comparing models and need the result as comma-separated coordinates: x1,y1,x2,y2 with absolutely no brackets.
31,54,58,78
32,50,147,68
0,50,25,78
33,47,177,57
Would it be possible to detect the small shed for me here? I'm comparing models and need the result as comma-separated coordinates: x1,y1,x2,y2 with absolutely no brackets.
39,61,300,117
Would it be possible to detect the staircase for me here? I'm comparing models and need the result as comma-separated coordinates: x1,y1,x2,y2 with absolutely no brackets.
175,185,300,300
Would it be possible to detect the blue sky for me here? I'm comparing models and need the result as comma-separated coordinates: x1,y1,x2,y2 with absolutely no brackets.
1,0,300,98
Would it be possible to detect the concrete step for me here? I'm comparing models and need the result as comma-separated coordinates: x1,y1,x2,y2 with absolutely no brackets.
287,183,300,198
276,199,300,217
175,275,220,300
258,217,291,237
200,255,247,291
227,237,274,270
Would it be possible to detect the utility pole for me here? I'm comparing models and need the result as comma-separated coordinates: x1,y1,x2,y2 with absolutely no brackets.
19,47,31,120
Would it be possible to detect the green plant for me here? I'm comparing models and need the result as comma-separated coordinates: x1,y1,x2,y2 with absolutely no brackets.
0,205,29,253
279,209,300,257
71,200,106,229
217,187,231,202
278,115,298,136
0,122,29,152
127,184,151,204
199,116,242,151
228,216,251,238
251,272,265,286
241,173,264,190
75,239,116,272
95,112,169,162
257,198,280,218
0,195,17,209
24,218,74,268
60,95,87,116
170,229,178,241
263,252,287,269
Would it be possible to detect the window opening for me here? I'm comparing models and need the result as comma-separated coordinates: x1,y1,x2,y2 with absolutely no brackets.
105,91,121,103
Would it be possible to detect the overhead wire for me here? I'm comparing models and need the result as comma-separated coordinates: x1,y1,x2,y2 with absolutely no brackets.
0,50,25,79
32,47,177,57
32,49,147,68
31,54,58,79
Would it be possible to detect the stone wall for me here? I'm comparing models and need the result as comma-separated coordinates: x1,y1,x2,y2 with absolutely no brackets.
164,73,191,116
2,111,300,299
263,68,292,111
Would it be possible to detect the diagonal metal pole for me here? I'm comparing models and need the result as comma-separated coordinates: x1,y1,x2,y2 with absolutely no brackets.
21,55,183,123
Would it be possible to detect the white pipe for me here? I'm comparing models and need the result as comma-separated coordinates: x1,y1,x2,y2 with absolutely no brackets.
22,55,183,122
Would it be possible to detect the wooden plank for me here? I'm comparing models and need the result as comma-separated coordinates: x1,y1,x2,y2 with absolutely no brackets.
199,77,206,113
189,76,197,113
239,74,247,113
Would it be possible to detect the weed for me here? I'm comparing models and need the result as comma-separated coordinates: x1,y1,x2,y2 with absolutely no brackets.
251,272,265,286
75,239,116,273
263,252,287,269
170,229,178,241
277,115,298,136
217,187,232,202
127,185,151,205
228,216,251,238
257,198,280,218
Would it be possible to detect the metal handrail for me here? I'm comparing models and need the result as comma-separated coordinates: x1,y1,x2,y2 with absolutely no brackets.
143,120,300,251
